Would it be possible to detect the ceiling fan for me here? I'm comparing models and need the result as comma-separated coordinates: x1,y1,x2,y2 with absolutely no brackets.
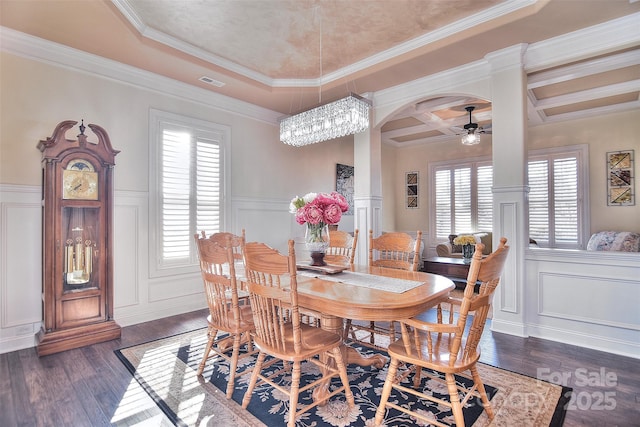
455,105,491,145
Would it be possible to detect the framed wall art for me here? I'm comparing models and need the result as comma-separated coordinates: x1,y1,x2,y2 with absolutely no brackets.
406,171,418,208
606,150,634,206
336,163,354,215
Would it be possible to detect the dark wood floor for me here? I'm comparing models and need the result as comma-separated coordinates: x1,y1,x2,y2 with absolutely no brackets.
1,309,638,426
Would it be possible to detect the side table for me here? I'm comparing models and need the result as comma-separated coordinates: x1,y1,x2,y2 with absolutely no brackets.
423,256,477,290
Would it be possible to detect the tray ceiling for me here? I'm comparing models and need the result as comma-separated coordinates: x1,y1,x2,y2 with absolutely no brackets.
1,0,638,146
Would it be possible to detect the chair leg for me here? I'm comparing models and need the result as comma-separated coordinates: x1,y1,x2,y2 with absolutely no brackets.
413,366,422,388
470,365,494,419
331,347,355,407
369,321,375,345
225,333,242,399
388,320,396,344
197,326,217,376
343,319,351,340
445,372,465,427
287,361,302,427
374,357,400,426
243,331,253,352
242,351,266,409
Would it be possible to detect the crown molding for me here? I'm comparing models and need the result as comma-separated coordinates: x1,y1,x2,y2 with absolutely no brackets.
0,26,282,125
113,0,536,88
524,12,640,72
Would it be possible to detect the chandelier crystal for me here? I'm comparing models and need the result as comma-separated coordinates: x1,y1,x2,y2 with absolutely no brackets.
280,94,372,147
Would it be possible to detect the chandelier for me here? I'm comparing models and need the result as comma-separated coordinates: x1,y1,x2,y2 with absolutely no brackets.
280,93,372,147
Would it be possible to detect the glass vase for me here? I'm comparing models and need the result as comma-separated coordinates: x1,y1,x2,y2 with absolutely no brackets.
462,244,474,263
305,222,330,266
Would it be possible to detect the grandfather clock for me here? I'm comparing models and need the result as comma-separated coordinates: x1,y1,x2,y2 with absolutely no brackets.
36,120,121,356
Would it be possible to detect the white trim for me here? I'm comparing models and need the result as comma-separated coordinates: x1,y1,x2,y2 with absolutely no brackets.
524,12,640,73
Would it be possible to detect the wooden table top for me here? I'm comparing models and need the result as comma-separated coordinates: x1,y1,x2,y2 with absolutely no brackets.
295,264,454,321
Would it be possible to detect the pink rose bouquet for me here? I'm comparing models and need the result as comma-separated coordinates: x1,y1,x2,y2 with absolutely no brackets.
289,191,349,226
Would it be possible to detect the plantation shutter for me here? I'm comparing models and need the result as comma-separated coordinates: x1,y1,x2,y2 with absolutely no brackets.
454,167,472,232
162,129,191,260
528,159,550,243
435,169,452,238
553,157,578,244
433,163,493,238
196,139,221,234
528,152,580,248
476,165,493,231
161,127,222,261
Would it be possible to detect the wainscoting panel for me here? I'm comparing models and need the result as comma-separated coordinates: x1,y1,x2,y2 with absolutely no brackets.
498,201,519,314
0,185,42,352
538,272,640,330
525,249,640,358
1,200,41,327
113,203,141,308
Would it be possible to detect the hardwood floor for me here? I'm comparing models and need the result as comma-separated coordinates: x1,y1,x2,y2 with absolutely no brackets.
1,309,638,426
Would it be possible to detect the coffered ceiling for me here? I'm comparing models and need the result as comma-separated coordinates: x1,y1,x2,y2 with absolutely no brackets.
1,0,638,146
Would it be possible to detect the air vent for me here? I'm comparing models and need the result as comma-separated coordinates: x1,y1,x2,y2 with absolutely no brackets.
198,76,225,87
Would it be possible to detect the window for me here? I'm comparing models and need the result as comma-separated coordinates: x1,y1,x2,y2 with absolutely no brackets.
528,145,588,249
431,159,493,239
429,144,588,249
149,109,230,276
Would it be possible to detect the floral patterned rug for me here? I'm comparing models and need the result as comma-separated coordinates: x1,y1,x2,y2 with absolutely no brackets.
115,329,570,427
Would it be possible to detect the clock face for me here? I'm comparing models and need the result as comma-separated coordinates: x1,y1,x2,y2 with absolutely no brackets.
63,159,98,200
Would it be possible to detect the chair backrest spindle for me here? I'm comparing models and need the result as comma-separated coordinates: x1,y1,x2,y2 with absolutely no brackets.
369,230,422,272
325,229,359,266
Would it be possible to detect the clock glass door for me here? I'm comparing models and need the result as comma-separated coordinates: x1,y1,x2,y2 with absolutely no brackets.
62,206,100,292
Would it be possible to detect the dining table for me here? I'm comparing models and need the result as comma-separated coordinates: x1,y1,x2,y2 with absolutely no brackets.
293,263,455,402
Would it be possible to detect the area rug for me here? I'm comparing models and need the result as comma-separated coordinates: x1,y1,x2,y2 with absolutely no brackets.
115,329,570,427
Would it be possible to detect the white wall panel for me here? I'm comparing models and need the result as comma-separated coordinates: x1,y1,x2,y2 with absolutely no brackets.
1,200,41,327
538,272,639,330
113,198,141,308
232,197,292,254
525,249,640,358
0,186,42,352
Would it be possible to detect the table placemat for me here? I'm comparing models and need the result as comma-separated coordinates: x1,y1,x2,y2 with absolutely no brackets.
297,270,424,293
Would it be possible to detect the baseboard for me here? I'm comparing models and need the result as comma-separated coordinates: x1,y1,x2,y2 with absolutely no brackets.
490,318,529,337
526,323,640,360
114,301,207,328
0,334,36,355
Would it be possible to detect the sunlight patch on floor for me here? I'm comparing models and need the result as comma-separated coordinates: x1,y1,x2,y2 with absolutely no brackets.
114,336,214,426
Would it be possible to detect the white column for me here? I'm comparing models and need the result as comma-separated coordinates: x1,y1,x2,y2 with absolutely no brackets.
353,120,382,266
486,44,530,336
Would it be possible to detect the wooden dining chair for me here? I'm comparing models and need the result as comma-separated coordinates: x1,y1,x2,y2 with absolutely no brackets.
324,229,359,266
193,234,257,399
346,230,422,348
241,240,355,427
374,238,509,427
202,229,246,264
368,230,422,272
